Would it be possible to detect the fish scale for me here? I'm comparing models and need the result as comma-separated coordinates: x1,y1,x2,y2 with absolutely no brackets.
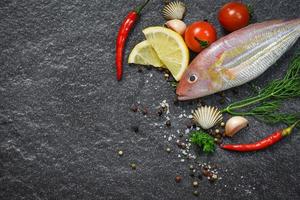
223,28,300,89
176,19,300,100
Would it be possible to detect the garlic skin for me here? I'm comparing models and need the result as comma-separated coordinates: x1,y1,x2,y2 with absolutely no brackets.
225,116,249,137
165,19,186,35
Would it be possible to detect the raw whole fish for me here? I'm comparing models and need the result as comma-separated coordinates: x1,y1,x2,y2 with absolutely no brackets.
176,19,300,100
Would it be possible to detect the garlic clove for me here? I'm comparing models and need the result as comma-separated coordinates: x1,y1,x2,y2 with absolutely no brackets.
225,116,249,137
165,19,187,35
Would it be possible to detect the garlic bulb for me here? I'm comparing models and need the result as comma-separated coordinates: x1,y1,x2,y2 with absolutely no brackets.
162,1,186,20
225,116,249,137
193,106,223,130
165,19,186,35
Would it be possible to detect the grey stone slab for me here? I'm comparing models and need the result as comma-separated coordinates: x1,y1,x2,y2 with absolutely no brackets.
0,0,299,199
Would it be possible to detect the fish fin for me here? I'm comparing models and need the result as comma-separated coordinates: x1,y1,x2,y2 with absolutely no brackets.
222,68,236,80
211,52,226,70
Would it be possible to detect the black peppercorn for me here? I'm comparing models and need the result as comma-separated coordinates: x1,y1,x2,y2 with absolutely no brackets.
165,120,171,127
198,174,203,180
131,126,139,133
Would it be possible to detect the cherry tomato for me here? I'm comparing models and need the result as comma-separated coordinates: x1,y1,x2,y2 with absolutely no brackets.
184,21,217,53
218,2,250,32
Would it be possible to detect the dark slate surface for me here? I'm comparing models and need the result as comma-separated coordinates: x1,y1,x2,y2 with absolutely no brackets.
0,0,299,199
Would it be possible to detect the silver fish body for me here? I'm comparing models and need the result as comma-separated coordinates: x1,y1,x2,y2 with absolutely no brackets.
176,19,300,100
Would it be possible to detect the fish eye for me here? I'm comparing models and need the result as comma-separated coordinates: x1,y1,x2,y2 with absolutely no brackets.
188,74,198,83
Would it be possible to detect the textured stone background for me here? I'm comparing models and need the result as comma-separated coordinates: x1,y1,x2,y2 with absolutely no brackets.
0,0,299,199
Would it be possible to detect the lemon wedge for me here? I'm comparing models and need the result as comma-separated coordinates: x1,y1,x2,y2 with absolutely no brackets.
143,26,189,81
128,40,164,68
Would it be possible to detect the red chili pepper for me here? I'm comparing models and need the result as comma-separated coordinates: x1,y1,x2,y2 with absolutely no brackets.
221,121,299,152
116,0,150,81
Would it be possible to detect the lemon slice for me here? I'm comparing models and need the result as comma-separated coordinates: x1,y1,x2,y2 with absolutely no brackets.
143,26,189,81
128,40,164,68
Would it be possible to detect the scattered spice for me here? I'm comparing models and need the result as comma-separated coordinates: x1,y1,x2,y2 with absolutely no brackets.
186,123,192,129
157,108,164,116
130,163,137,170
166,120,171,127
137,67,143,73
130,104,138,112
197,174,203,180
192,181,199,187
202,169,210,177
211,174,218,181
175,175,182,183
215,138,223,145
189,172,195,177
166,147,171,153
193,190,199,196
118,150,124,156
173,98,179,106
131,125,139,133
164,73,170,79
141,107,148,115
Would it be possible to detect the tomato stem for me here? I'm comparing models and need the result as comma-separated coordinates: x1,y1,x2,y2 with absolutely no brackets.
194,37,209,48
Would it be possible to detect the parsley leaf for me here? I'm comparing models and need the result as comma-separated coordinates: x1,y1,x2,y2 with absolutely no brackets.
189,131,215,153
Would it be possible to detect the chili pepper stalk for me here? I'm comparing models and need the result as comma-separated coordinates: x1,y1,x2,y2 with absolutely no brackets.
221,120,299,152
115,0,150,81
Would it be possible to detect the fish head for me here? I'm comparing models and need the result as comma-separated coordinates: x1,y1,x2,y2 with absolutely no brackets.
176,65,223,100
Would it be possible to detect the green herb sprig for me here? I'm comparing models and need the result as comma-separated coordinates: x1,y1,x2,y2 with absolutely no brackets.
222,54,300,125
189,131,215,153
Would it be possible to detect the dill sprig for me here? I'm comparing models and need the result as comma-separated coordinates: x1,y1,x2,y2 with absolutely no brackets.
222,54,300,125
